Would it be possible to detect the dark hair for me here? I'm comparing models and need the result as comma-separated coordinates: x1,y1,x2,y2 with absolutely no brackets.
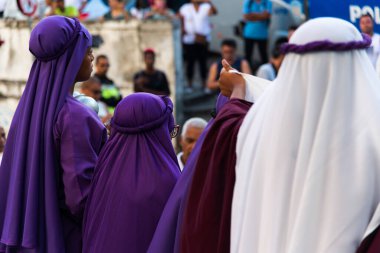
221,39,237,49
271,45,282,59
288,25,299,31
361,13,374,22
96,54,108,64
275,37,288,47
136,0,149,9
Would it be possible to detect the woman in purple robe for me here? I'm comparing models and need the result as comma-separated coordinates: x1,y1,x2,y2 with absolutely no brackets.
82,93,180,253
147,94,229,253
0,17,107,253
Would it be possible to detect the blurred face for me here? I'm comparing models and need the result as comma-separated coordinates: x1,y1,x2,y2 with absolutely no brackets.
109,0,119,9
221,45,236,63
154,0,166,9
180,126,204,164
0,127,6,153
76,48,94,82
56,0,65,10
81,81,102,101
360,16,374,35
96,57,110,76
144,53,155,68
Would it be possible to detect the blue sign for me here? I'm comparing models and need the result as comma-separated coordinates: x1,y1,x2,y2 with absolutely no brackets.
309,0,380,33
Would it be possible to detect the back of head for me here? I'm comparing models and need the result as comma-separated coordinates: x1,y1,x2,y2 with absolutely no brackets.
111,93,175,136
0,16,93,252
181,117,207,137
30,16,91,61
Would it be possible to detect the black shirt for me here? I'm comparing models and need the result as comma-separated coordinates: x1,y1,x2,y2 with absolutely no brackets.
133,70,171,96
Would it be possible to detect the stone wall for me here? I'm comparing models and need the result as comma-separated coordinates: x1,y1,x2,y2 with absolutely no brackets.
0,19,182,132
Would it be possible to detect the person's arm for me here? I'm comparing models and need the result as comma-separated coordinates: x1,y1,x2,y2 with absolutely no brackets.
207,63,219,90
203,0,217,15
241,59,252,74
54,104,107,220
244,11,270,21
162,72,171,96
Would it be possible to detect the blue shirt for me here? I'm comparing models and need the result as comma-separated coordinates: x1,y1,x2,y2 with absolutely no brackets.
243,0,272,40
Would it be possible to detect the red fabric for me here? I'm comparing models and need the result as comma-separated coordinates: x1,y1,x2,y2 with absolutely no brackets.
180,98,252,253
356,226,380,253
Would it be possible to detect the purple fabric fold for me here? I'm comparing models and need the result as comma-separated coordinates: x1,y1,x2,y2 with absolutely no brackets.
82,93,180,253
0,16,94,253
147,94,229,253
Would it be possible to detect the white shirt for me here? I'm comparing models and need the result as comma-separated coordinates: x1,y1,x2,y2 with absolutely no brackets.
256,63,276,81
366,33,380,67
177,152,184,172
179,3,212,44
65,0,83,9
0,153,3,166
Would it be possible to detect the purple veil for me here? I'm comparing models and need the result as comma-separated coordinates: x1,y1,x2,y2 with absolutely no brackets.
0,17,91,253
82,93,180,253
147,94,229,253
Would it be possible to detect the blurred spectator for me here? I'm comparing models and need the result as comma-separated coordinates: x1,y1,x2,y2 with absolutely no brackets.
133,48,171,96
102,0,129,21
178,117,207,171
46,0,79,17
256,45,284,81
360,14,380,68
243,0,272,68
145,0,175,20
130,0,150,19
180,0,217,92
94,55,122,113
80,77,112,123
207,39,251,91
0,126,6,165
287,25,298,41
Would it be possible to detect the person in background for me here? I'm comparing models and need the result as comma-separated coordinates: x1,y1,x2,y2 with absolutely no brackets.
93,55,122,114
145,0,175,20
256,44,284,81
207,39,251,91
243,0,272,68
288,25,298,41
82,93,180,253
102,0,129,21
0,16,107,253
360,13,380,68
130,0,151,19
46,0,79,17
180,0,217,93
80,77,112,123
133,48,171,96
177,117,207,171
0,126,6,165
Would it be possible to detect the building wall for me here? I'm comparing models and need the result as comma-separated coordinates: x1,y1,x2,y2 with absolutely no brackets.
0,19,180,132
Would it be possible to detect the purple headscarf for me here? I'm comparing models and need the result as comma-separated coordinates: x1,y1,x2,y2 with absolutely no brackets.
0,16,91,252
147,94,229,253
82,93,180,253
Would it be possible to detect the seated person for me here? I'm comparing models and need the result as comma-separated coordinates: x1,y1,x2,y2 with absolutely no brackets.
46,0,79,17
256,45,284,81
145,0,175,20
207,39,251,91
130,0,151,19
102,0,129,21
133,48,171,96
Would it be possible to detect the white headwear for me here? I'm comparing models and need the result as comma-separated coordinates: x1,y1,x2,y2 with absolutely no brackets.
231,17,380,253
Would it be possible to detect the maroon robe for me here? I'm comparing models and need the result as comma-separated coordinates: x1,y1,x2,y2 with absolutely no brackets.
179,98,252,253
356,226,380,253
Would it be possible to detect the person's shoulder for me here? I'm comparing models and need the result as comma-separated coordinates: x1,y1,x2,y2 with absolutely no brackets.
179,3,191,13
60,97,99,122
